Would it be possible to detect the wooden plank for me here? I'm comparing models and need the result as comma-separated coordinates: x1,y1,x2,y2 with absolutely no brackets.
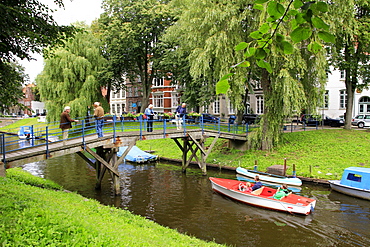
188,134,206,155
84,146,119,176
76,151,96,169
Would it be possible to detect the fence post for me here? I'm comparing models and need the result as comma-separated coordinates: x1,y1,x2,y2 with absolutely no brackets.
182,115,186,134
163,118,167,138
82,119,86,148
1,134,5,165
31,125,34,146
45,126,49,158
113,115,116,143
139,115,143,140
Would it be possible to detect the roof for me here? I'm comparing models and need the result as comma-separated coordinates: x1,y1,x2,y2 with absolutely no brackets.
341,167,370,190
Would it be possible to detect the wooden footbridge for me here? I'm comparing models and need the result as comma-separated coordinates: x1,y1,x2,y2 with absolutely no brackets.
0,117,249,194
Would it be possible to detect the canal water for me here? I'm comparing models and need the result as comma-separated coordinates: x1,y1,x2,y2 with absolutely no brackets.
22,154,370,247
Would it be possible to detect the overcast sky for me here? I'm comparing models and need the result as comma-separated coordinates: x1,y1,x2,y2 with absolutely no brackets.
19,0,103,83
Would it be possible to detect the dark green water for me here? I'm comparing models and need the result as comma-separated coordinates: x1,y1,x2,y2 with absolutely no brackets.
22,154,370,247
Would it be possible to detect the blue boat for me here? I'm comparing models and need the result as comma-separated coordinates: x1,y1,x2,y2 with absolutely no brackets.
236,167,302,187
329,167,370,200
117,146,158,163
18,126,33,139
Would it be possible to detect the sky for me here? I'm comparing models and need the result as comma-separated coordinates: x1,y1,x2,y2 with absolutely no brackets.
18,0,104,83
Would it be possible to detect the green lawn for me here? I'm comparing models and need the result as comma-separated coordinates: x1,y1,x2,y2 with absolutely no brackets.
136,129,370,180
0,168,223,247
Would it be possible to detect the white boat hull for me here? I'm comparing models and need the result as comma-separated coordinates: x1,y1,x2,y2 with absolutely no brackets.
210,178,315,215
236,167,302,187
329,180,370,200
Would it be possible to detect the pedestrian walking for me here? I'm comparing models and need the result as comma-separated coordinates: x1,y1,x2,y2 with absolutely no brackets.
93,102,104,138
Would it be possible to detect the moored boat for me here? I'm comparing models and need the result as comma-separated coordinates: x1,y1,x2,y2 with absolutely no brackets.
209,177,316,215
18,126,33,140
329,167,370,200
117,146,158,163
236,167,302,187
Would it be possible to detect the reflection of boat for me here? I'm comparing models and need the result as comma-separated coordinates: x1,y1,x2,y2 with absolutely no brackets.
209,177,316,215
329,167,370,200
236,174,301,193
236,167,302,187
18,126,33,139
18,140,31,148
117,146,158,163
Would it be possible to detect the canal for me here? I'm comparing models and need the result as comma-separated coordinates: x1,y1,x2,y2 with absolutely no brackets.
22,153,370,247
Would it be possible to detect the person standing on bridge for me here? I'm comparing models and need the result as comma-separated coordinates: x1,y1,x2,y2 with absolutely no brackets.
144,104,155,132
175,103,186,130
59,106,79,143
93,102,104,138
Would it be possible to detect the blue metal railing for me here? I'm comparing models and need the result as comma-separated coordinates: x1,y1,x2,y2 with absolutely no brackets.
0,114,254,164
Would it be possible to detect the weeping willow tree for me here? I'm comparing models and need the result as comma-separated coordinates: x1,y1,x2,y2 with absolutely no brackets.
161,0,255,112
37,26,107,122
215,0,332,150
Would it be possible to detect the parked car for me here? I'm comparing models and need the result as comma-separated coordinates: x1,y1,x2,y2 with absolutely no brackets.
300,114,344,127
241,114,261,124
200,113,219,123
186,113,219,123
351,114,370,128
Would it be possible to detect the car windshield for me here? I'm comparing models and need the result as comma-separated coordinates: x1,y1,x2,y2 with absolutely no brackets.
356,115,364,119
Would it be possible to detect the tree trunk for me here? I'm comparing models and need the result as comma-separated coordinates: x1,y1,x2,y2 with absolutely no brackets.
260,70,273,150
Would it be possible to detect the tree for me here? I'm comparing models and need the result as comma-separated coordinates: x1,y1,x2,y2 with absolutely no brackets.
328,0,370,129
161,0,253,111
162,0,332,150
37,26,107,122
0,0,76,110
98,0,176,111
0,61,27,112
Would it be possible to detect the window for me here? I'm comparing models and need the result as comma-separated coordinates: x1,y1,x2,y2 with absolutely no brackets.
228,100,235,114
153,78,164,87
171,93,179,108
359,96,370,113
214,99,220,114
153,95,163,108
128,87,132,97
339,90,347,109
122,104,125,113
256,95,264,114
121,89,125,98
321,90,329,109
112,104,116,114
347,173,362,182
340,70,345,79
117,104,121,115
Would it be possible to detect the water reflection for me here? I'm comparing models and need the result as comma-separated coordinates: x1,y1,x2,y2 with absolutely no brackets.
22,155,370,247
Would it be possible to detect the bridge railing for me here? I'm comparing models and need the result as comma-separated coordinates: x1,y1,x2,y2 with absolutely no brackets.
0,114,255,164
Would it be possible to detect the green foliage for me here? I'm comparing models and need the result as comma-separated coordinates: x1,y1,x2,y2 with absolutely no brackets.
0,171,223,246
37,27,108,122
0,61,26,111
162,0,252,110
98,0,176,111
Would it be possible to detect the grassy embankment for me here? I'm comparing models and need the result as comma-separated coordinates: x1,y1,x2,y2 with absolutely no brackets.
136,128,370,180
0,168,223,246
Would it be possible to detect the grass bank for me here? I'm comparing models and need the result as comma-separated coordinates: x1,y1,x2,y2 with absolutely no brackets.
136,129,370,180
0,168,222,247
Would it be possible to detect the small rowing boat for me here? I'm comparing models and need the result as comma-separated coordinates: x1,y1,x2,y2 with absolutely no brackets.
329,167,370,200
209,177,315,215
236,167,302,187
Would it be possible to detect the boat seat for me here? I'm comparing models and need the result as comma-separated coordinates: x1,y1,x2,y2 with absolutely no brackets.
251,186,264,195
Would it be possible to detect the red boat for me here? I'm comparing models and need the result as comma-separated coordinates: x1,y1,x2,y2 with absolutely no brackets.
209,177,316,215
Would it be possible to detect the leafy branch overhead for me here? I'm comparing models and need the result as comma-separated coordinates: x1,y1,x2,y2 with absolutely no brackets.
216,0,335,95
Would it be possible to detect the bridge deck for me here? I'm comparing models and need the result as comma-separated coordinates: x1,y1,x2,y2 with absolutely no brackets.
2,129,247,166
